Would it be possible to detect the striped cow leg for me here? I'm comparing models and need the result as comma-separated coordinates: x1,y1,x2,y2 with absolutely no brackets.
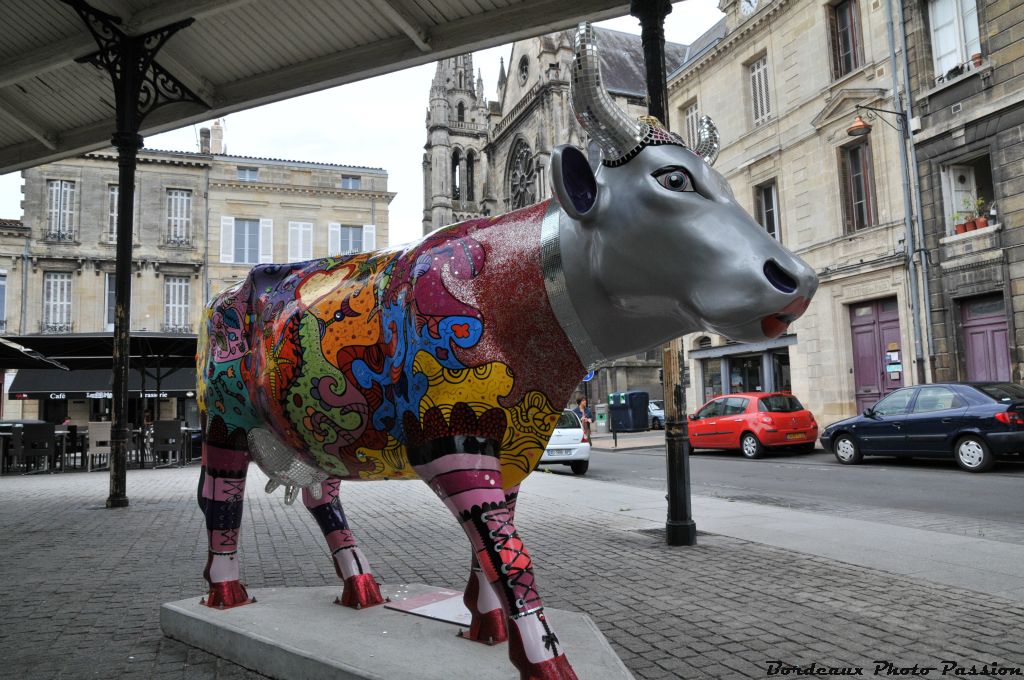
302,477,385,609
414,449,577,680
198,439,254,609
460,482,520,644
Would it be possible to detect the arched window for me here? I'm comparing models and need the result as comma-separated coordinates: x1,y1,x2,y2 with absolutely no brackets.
457,102,465,122
451,149,462,200
466,151,476,201
507,139,536,209
458,72,463,89
697,336,712,349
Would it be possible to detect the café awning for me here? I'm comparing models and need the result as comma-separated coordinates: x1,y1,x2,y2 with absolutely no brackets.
9,366,196,400
0,333,197,371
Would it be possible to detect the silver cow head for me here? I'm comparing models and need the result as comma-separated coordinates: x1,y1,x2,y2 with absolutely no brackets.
549,23,818,366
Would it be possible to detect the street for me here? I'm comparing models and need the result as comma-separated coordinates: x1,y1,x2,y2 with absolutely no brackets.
551,436,1024,544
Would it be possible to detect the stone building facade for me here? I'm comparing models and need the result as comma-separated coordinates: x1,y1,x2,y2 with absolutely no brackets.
2,122,392,423
669,0,925,423
904,0,1024,384
423,29,689,410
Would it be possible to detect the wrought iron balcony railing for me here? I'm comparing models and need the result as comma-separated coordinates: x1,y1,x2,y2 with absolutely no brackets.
161,233,194,247
161,323,193,334
42,229,77,242
40,320,73,334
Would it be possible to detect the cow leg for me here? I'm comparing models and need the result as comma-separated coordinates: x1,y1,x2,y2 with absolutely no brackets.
415,451,577,680
198,440,254,609
460,483,520,644
302,477,385,609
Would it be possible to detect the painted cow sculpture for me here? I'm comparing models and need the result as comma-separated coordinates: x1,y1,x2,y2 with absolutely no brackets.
196,23,818,680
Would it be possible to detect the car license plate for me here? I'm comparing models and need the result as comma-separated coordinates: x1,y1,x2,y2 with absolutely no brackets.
785,433,806,440
545,449,570,457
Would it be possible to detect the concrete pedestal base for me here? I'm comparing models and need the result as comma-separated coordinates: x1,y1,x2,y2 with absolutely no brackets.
160,584,633,680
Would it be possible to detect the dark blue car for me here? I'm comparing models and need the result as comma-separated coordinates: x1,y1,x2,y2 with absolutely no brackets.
819,382,1024,472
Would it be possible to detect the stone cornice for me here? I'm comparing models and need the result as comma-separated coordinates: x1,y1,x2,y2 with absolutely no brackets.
210,181,396,203
669,0,791,92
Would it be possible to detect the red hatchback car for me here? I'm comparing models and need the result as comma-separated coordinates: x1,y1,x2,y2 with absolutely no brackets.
689,392,819,458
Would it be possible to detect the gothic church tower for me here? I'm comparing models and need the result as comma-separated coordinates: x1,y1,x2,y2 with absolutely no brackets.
422,54,489,235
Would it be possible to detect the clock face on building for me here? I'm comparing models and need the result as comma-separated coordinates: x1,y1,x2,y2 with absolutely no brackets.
740,0,758,15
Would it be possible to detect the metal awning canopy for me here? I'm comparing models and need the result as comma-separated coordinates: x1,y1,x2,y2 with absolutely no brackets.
0,333,197,371
0,0,631,174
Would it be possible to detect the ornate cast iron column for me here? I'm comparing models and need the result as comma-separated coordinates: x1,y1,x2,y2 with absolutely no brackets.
630,0,698,546
64,0,206,508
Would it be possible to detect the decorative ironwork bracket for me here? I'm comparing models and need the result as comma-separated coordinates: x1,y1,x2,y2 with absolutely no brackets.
64,0,208,134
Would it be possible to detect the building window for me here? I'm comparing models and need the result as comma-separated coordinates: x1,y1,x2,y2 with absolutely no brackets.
756,181,780,240
700,357,723,402
42,272,72,333
518,55,529,85
451,149,462,200
340,175,361,190
104,272,115,332
839,140,876,232
328,224,364,256
46,179,76,239
929,0,980,77
466,151,476,201
508,139,536,209
287,221,313,262
942,156,994,233
237,166,259,182
683,102,700,148
0,272,6,332
107,184,118,243
234,218,261,264
457,102,465,122
829,0,863,79
220,217,271,264
166,189,192,245
163,276,190,332
749,55,772,127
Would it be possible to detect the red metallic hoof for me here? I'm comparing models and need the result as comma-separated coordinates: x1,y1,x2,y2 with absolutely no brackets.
515,654,578,680
337,573,385,609
460,609,508,644
201,580,254,609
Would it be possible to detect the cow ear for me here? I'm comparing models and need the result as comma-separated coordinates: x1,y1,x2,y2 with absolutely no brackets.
551,145,598,222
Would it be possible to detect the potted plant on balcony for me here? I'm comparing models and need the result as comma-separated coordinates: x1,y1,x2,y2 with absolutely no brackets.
961,198,978,231
953,212,968,235
975,197,989,229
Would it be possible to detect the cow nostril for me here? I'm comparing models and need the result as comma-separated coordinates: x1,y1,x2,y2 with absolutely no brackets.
763,259,798,294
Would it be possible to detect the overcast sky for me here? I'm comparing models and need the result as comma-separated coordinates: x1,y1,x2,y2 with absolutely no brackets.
0,0,723,248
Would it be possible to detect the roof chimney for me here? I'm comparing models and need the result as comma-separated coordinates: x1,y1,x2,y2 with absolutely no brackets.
211,119,224,154
199,127,211,154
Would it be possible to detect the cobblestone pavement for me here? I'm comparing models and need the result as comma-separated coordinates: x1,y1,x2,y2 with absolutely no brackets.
1,467,1022,680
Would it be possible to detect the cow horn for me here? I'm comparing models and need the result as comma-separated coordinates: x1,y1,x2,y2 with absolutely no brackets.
694,115,720,166
570,22,642,164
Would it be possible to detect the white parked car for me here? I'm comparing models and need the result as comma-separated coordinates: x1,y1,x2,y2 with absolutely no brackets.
538,409,591,475
648,400,665,430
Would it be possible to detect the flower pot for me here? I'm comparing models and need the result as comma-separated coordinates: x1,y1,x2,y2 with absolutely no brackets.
955,222,968,234
975,215,988,229
965,219,978,231
972,53,983,68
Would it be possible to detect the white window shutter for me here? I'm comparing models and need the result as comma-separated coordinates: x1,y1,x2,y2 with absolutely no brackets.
288,221,300,262
328,223,341,256
219,216,234,263
303,222,312,259
362,224,376,251
259,218,274,263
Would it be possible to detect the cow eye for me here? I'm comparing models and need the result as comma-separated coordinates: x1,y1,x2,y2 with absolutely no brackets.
653,167,694,192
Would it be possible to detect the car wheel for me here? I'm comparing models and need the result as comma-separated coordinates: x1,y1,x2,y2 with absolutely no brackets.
955,435,994,472
740,432,765,459
570,460,589,475
833,434,862,465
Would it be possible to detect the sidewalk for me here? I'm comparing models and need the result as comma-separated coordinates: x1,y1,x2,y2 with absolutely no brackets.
589,429,667,451
1,467,1021,680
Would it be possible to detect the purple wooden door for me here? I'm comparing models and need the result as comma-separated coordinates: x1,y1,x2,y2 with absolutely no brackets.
962,295,1010,382
850,298,904,413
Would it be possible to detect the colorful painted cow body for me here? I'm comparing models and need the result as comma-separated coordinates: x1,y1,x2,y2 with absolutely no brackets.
196,24,818,680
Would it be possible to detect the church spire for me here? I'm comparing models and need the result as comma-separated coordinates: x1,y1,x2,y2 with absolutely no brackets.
497,56,506,92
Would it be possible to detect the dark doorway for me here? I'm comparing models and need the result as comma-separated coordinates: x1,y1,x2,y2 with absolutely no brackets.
961,294,1010,381
850,297,903,412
